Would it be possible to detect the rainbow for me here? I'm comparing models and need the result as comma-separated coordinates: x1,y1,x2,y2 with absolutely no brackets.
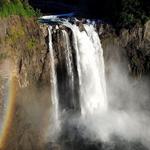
0,72,18,150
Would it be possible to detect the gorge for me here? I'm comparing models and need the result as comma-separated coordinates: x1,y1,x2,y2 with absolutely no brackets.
0,9,150,150
44,16,150,150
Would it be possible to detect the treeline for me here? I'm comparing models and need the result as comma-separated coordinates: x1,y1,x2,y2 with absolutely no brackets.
80,0,150,28
27,0,150,28
115,0,150,27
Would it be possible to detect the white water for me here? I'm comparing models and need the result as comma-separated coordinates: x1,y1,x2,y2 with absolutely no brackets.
71,24,107,116
48,27,60,137
48,19,107,136
60,21,107,115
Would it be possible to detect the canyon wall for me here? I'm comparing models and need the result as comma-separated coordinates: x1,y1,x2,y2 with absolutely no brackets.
0,16,150,150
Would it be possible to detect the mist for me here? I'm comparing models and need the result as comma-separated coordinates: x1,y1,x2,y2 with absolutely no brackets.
69,45,150,149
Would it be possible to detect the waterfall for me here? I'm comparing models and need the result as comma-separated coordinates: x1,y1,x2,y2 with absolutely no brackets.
48,27,60,137
61,30,76,110
71,24,107,116
47,17,107,137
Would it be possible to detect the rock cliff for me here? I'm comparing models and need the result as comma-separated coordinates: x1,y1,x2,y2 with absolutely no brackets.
99,21,150,77
0,16,51,150
0,16,150,150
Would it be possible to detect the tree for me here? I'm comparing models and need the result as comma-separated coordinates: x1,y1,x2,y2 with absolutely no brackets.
118,0,149,28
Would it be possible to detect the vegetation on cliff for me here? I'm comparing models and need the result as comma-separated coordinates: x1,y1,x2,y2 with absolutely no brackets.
0,0,39,17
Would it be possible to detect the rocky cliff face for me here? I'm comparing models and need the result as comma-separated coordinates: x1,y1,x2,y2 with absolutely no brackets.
0,16,51,150
0,16,150,150
1,17,148,86
0,16,50,87
99,21,150,77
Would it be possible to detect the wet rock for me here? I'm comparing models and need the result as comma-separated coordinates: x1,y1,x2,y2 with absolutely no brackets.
144,20,150,42
99,20,150,77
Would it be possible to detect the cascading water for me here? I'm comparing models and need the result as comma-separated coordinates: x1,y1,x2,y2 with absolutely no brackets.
48,26,60,137
62,30,74,91
61,30,77,111
45,16,108,139
71,24,107,116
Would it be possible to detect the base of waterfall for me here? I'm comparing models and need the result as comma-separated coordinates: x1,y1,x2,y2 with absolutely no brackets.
45,108,150,150
45,122,148,150
45,109,149,150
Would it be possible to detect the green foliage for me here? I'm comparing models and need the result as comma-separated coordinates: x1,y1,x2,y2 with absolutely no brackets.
0,0,39,17
118,0,150,28
6,24,25,43
27,38,36,50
